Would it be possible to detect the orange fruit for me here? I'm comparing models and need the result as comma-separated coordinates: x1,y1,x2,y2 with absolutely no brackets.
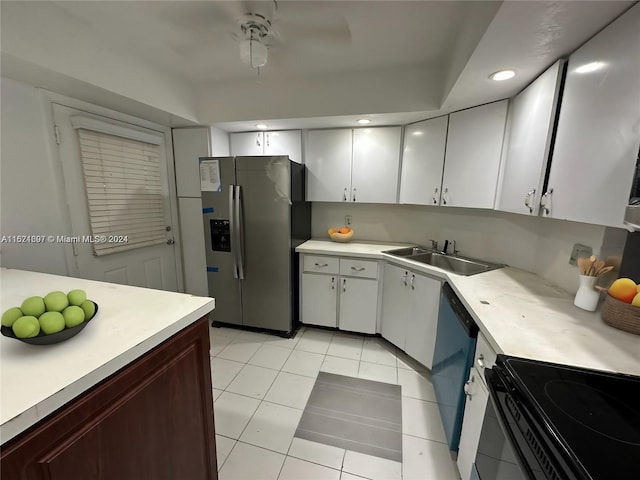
339,227,351,234
608,278,637,303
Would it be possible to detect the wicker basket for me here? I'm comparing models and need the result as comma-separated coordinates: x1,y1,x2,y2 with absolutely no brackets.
328,229,354,243
601,294,640,335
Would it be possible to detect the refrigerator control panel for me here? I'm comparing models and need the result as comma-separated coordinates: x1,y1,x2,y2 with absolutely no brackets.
210,219,231,252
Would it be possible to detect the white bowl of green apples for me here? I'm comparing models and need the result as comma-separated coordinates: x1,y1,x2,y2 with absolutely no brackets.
1,290,98,345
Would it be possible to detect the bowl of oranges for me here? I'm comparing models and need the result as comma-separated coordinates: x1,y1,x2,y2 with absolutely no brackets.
601,277,640,335
328,227,354,242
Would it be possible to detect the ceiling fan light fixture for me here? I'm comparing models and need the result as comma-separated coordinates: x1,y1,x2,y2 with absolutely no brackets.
240,38,268,69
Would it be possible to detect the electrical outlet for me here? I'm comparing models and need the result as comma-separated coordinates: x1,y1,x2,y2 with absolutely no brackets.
570,243,593,265
345,215,352,226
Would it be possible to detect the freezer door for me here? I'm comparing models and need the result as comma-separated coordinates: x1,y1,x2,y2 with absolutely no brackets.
201,157,242,326
235,156,292,332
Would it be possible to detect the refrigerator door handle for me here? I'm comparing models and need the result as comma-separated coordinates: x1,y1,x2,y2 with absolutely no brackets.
229,185,239,279
235,185,246,280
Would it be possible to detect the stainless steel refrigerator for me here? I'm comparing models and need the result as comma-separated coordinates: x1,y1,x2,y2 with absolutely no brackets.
200,156,311,336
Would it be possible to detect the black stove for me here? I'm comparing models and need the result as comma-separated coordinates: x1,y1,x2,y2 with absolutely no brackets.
485,355,640,479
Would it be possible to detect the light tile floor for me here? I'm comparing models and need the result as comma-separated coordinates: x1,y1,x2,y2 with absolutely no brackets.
210,325,461,480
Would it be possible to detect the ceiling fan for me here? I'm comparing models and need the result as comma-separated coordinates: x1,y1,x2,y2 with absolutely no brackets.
218,0,352,73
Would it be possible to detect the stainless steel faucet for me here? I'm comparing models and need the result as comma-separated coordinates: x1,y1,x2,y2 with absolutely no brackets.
428,239,438,250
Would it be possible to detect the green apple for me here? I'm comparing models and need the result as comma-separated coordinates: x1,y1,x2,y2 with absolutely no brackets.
80,300,96,321
67,289,87,306
39,311,65,335
44,291,69,312
12,316,40,338
63,306,85,328
21,296,45,317
2,307,23,327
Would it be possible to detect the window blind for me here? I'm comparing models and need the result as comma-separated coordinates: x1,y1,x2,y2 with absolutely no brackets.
77,128,167,256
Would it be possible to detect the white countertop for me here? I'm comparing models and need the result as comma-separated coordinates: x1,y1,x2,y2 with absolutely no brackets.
297,240,640,377
0,268,215,444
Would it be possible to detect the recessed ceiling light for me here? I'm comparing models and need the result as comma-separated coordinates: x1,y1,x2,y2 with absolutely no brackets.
357,119,371,124
255,124,268,129
412,131,424,136
575,62,605,74
489,70,516,81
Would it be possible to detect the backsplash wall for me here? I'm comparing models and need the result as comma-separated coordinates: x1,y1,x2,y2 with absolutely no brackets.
311,203,624,294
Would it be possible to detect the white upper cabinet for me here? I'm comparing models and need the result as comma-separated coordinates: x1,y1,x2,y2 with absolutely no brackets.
497,61,565,216
263,131,302,164
306,127,402,203
544,4,640,227
351,127,402,203
399,116,448,205
441,100,508,209
306,129,353,202
230,132,264,156
230,130,302,163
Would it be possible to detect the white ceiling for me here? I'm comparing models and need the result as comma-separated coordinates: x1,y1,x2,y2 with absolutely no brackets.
0,1,635,130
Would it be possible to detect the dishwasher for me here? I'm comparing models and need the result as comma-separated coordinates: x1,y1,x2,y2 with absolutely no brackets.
431,282,478,452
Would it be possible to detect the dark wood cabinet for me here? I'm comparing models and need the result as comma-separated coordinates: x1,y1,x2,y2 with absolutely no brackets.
1,317,217,480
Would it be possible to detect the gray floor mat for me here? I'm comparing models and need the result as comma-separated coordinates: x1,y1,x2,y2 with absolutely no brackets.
294,372,402,462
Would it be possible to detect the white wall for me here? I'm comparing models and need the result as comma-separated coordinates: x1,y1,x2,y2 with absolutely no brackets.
0,78,71,275
311,203,620,294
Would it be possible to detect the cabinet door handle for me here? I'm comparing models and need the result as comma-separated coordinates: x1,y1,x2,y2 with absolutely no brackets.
331,277,335,290
314,262,328,267
410,274,415,290
476,354,485,369
256,133,261,147
343,188,348,202
432,187,439,204
464,374,475,399
266,133,270,147
540,188,553,215
342,278,347,292
402,272,408,286
350,266,366,272
442,187,449,205
524,187,536,214
352,188,357,202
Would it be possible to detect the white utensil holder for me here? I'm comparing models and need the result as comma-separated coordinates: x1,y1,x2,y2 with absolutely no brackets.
574,275,599,311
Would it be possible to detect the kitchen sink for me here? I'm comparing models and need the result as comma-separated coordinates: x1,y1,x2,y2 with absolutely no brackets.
384,247,503,276
383,246,433,257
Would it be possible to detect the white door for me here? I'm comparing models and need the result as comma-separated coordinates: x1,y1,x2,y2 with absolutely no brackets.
301,273,337,327
264,131,302,164
400,116,448,206
497,61,564,216
351,126,402,203
338,277,378,334
305,129,353,202
380,263,408,349
545,4,640,227
405,272,440,369
457,369,489,480
53,104,179,291
230,132,264,156
441,101,508,209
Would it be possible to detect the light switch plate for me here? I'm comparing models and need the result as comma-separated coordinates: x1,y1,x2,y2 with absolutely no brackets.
570,243,593,265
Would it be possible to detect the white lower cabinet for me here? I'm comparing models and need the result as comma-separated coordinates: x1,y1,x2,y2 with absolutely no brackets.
457,367,489,480
457,333,497,480
301,273,338,328
381,262,440,369
300,254,378,334
339,277,378,334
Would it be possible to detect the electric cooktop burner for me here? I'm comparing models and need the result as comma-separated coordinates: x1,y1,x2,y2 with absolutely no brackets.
545,380,640,446
501,357,640,479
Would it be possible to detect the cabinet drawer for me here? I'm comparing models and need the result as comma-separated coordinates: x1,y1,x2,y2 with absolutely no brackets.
339,258,378,279
475,332,497,381
303,255,339,274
